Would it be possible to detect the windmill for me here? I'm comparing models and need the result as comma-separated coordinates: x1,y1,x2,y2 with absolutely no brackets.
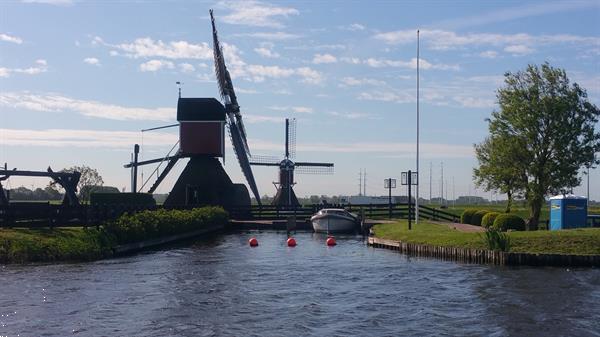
250,118,333,207
124,10,261,207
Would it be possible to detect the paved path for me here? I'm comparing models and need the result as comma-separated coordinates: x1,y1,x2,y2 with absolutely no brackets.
430,221,485,233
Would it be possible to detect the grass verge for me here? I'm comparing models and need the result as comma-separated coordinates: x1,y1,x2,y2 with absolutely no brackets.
373,220,600,255
0,227,114,264
0,206,229,264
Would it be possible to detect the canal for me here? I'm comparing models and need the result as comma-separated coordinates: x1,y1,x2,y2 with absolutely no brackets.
1,231,599,336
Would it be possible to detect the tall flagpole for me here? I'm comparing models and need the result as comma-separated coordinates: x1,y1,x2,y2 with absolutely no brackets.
416,29,420,224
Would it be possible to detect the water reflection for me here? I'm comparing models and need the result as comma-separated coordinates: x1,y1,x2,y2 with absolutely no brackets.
0,231,598,336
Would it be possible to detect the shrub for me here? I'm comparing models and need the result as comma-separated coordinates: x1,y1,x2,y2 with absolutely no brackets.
481,212,501,228
493,214,526,232
470,210,490,226
90,192,156,207
480,228,511,252
460,209,478,224
104,206,229,244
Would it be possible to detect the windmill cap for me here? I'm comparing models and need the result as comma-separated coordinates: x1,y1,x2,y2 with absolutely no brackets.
549,194,587,200
177,98,225,121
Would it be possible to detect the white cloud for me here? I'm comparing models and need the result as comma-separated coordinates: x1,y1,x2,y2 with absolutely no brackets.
0,127,473,158
178,63,195,73
244,114,284,123
0,33,23,44
479,50,498,58
0,128,174,148
101,37,213,60
0,59,48,77
234,32,300,40
364,57,459,71
340,77,386,87
0,91,174,121
218,0,299,28
254,47,280,58
504,44,534,55
340,57,361,64
312,53,337,64
326,111,373,119
20,0,72,4
374,29,600,52
339,23,365,31
268,106,314,113
140,59,175,72
83,57,100,66
285,44,346,51
358,91,414,104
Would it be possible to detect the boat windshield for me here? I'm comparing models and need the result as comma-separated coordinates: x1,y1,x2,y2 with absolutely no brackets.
322,209,348,216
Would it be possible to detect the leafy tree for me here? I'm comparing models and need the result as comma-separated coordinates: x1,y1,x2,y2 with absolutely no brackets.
476,63,600,230
474,135,527,213
51,166,104,202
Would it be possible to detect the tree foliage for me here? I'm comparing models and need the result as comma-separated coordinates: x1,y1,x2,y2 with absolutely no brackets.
474,63,600,230
51,165,104,202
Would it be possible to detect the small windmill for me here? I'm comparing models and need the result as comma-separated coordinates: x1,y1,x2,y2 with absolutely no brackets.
250,118,333,207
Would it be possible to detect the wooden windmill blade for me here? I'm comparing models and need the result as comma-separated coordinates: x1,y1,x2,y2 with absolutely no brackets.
210,10,261,205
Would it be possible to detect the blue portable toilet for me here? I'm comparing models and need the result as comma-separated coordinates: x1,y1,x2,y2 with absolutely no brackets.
549,195,588,230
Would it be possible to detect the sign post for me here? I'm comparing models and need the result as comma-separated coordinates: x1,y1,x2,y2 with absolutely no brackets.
384,178,397,219
401,170,418,230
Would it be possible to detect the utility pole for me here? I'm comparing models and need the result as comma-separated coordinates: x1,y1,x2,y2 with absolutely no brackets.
440,161,444,206
364,169,367,197
358,169,362,196
416,29,420,225
429,162,432,205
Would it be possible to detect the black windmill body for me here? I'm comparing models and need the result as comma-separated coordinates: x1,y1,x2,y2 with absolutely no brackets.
250,118,333,207
124,10,261,208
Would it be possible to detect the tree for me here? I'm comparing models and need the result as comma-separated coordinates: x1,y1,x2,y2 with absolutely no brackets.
475,63,600,230
51,166,104,202
474,135,527,213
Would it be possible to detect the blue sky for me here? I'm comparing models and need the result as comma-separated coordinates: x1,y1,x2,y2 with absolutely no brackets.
0,0,599,200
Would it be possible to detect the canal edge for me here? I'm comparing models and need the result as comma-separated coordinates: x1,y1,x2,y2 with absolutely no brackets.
367,237,600,267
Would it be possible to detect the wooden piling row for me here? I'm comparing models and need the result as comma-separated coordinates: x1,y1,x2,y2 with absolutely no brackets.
367,237,599,267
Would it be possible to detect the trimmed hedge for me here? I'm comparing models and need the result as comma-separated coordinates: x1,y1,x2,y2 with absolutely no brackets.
493,214,526,232
470,210,490,226
481,212,501,228
90,192,156,207
461,209,479,224
104,206,228,244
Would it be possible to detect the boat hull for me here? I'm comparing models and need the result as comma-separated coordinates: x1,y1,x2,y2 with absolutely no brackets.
311,215,357,233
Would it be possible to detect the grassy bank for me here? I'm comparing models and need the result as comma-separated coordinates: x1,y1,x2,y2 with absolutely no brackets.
0,228,114,264
0,206,228,264
373,221,600,255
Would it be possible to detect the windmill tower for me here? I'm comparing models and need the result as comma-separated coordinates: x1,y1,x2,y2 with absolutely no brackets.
124,10,261,207
250,118,333,207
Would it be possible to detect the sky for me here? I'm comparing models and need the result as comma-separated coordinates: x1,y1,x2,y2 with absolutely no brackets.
0,0,599,201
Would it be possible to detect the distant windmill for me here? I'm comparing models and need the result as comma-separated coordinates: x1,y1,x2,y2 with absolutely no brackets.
250,118,333,207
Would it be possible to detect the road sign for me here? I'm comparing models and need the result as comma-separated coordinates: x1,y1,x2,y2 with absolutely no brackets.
384,178,396,189
401,171,418,185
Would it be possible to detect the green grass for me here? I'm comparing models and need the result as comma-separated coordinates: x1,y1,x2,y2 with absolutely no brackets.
0,227,115,264
373,220,600,255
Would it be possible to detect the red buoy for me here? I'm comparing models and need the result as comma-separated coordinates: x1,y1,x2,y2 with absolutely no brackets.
326,236,336,246
287,237,297,247
249,237,258,247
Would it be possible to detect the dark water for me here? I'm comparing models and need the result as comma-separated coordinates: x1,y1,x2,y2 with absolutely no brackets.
1,231,599,337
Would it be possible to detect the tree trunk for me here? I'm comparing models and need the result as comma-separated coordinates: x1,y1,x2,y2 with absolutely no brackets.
527,197,543,231
505,190,513,213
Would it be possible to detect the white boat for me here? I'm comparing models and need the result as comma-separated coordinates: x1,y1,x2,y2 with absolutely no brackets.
310,208,358,233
